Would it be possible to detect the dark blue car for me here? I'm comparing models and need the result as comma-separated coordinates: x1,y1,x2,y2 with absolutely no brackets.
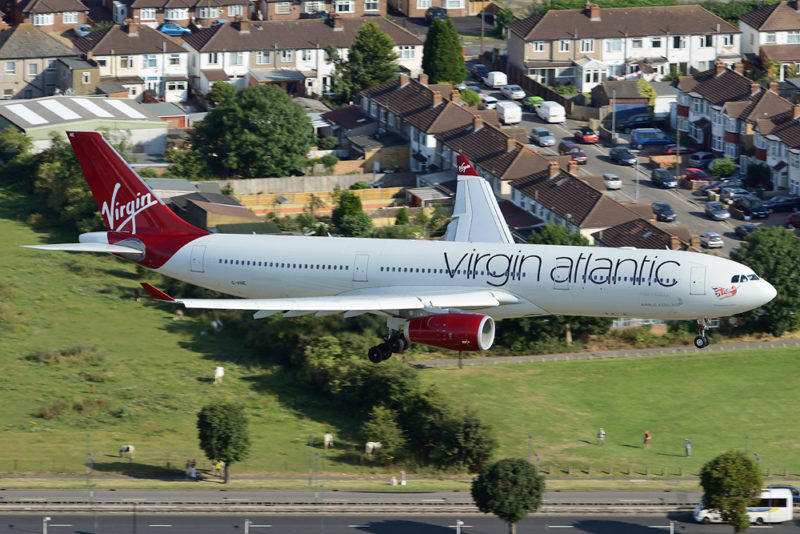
630,128,672,150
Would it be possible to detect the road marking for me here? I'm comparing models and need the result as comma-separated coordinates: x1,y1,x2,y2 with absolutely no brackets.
546,526,574,528
247,524,272,528
348,525,368,528
49,525,72,527
619,499,651,502
148,525,173,527
648,526,673,529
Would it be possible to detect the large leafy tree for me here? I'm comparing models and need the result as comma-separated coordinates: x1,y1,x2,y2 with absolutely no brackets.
422,17,466,84
192,84,315,178
730,226,800,336
332,190,372,236
328,21,399,103
361,405,406,464
196,401,251,483
472,458,545,534
700,451,762,533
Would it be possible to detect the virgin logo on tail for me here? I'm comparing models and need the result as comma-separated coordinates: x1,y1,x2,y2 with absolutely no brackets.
101,182,159,233
456,155,480,177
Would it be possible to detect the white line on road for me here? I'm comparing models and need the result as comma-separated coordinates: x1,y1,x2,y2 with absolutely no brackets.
619,499,651,502
247,524,272,528
546,526,574,528
148,525,173,527
49,525,72,527
348,525,368,528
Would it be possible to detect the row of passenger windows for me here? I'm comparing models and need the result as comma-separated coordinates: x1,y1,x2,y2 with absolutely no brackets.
379,266,528,278
218,258,349,271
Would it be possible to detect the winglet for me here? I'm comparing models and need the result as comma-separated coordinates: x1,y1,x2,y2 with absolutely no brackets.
456,155,480,177
141,283,176,302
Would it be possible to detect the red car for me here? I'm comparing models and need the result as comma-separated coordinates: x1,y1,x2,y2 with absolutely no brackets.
574,126,599,144
683,167,713,182
663,144,696,155
558,141,588,164
786,212,800,228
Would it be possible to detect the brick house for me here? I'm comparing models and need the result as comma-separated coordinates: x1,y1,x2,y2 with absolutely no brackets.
0,23,76,99
385,0,468,19
15,0,88,33
739,0,800,80
258,0,386,21
110,0,251,29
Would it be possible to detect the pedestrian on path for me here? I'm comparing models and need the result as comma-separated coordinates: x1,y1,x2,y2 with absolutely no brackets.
597,428,606,446
684,438,691,457
644,430,651,449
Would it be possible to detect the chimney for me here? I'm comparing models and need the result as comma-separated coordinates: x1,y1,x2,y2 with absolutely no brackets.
418,73,428,85
236,15,249,33
549,160,560,179
328,13,342,29
794,104,800,119
670,234,681,250
472,114,483,131
691,234,700,249
86,51,93,61
451,89,461,105
769,80,779,93
589,3,600,20
734,62,744,74
125,18,138,36
568,160,579,175
715,59,725,76
432,90,442,107
751,81,761,95
399,74,410,86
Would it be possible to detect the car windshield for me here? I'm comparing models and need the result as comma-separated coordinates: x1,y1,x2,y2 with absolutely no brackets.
709,202,723,210
568,148,582,154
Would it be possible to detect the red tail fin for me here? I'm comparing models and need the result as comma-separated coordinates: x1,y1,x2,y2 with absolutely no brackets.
456,155,480,177
67,131,205,235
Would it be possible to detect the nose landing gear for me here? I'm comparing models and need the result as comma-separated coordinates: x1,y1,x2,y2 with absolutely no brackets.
694,318,711,349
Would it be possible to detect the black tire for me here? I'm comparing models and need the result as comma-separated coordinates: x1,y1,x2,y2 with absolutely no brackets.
379,344,393,362
694,336,707,349
390,336,408,353
755,518,764,525
368,346,382,363
702,517,711,525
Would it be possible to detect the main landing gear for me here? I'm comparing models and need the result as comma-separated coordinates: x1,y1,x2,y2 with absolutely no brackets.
368,332,409,363
694,318,711,349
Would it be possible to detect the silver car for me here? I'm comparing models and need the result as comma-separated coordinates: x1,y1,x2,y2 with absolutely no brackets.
705,201,730,221
530,127,555,147
699,232,724,248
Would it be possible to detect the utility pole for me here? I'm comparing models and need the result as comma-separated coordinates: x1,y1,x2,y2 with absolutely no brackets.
611,89,616,145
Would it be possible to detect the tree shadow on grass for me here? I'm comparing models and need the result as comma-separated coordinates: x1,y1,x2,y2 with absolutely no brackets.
91,461,186,481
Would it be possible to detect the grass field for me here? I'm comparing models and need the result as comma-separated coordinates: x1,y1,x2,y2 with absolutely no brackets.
2,189,798,489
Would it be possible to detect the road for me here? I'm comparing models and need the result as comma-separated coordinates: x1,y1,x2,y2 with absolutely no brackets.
8,512,800,534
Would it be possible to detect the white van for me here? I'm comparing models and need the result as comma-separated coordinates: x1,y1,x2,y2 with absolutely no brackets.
536,101,566,123
694,488,793,525
482,71,507,88
496,101,522,124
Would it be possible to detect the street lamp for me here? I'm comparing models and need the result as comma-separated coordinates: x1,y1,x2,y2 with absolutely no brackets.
528,434,533,464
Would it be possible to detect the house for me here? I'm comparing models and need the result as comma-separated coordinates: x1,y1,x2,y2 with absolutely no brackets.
166,190,261,229
258,0,387,22
321,104,376,143
110,0,250,29
592,218,691,250
15,0,88,32
507,3,741,92
0,24,76,99
0,95,167,153
72,22,189,102
739,0,800,80
56,56,100,96
141,101,188,127
181,16,422,96
385,0,469,19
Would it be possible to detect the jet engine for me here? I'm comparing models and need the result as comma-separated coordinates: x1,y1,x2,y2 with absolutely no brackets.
405,313,495,351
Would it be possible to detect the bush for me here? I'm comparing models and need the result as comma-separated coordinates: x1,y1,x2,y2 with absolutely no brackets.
317,136,339,150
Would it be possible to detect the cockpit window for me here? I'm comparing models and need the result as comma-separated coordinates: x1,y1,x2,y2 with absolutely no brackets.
731,275,739,283
748,274,759,281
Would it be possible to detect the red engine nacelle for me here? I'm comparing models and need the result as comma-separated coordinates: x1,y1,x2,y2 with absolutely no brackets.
404,313,495,351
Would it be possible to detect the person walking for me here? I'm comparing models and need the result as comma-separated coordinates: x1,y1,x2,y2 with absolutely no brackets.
190,459,197,481
684,438,691,457
644,430,651,449
597,428,606,446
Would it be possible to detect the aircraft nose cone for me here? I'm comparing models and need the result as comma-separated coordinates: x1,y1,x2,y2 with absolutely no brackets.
763,280,777,304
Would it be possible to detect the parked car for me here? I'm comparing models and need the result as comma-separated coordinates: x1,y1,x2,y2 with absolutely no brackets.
470,64,489,81
767,485,800,504
705,201,730,220
529,127,556,147
479,93,497,109
521,95,544,111
500,84,525,100
688,151,715,168
785,212,800,228
482,71,507,88
574,126,599,143
460,84,482,95
684,168,713,182
558,141,588,164
765,194,800,212
425,6,447,23
603,173,622,190
651,168,677,188
651,201,676,222
630,128,672,149
73,24,92,37
158,22,191,36
211,19,228,25
730,196,770,219
735,223,758,239
616,114,655,133
719,186,749,204
609,147,637,165
663,144,695,155
701,179,742,194
699,232,724,248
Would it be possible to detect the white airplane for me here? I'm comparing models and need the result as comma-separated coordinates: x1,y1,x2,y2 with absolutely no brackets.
26,132,776,361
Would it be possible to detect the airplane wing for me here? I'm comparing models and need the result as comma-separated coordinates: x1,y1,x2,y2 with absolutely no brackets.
23,243,145,257
141,283,520,319
442,155,514,245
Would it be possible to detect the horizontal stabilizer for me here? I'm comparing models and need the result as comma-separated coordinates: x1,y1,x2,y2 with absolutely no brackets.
23,243,145,257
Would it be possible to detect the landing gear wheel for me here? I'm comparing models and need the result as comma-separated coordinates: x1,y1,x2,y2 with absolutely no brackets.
695,319,711,349
389,335,409,354
378,343,392,362
368,346,383,363
694,336,707,349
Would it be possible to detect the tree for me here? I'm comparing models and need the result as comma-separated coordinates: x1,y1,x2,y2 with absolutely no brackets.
165,147,214,179
461,88,482,106
328,22,399,103
730,226,800,336
529,222,589,246
472,458,546,534
428,407,498,472
422,17,466,84
0,127,35,189
700,451,762,532
332,190,373,236
361,405,406,464
192,84,315,178
710,157,736,179
196,401,251,483
206,81,237,107
495,8,516,38
636,78,657,108
395,206,409,225
744,163,772,190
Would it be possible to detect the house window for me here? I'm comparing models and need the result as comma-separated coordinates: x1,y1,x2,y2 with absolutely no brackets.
788,31,800,44
167,81,186,91
672,36,685,49
791,152,800,168
304,1,323,12
46,60,55,72
197,6,218,18
765,32,776,44
301,49,312,61
651,37,661,48
417,0,430,7
142,54,157,68
532,40,544,52
120,56,134,68
631,38,642,48
580,39,594,53
140,8,156,20
169,54,181,66
32,13,54,25
559,39,569,52
365,0,379,10
281,50,293,62
96,57,106,67
82,72,91,84
128,87,137,97
228,5,243,16
446,0,463,7
207,52,219,65
399,45,415,59
2,89,11,98
275,2,291,13
605,38,621,52
165,8,188,19
770,141,780,156
229,51,243,65
27,63,38,77
726,117,737,132
712,135,723,152
699,34,712,47
722,34,734,46
725,143,739,159
62,11,78,23
256,50,271,64
334,0,354,12
692,97,702,113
